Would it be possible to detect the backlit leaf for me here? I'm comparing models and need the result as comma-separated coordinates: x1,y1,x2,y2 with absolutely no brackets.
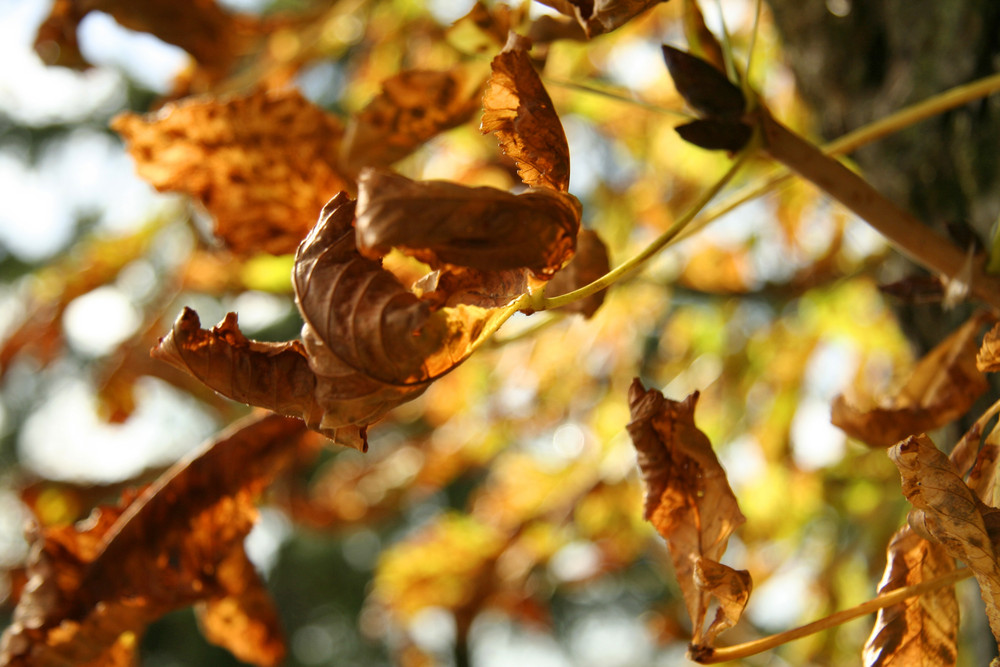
0,414,308,667
978,322,1000,372
832,312,991,447
481,33,571,192
863,525,958,667
355,169,581,278
693,557,752,647
626,379,747,645
342,69,484,174
537,0,669,38
889,435,1000,644
113,88,351,256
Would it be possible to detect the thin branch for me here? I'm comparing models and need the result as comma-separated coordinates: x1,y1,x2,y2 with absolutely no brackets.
690,567,972,664
756,107,1000,310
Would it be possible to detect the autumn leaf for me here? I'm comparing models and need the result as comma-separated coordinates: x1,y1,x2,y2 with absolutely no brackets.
0,414,309,667
543,228,611,317
35,0,263,86
626,379,747,646
693,557,752,647
889,434,1000,644
978,322,1000,372
537,0,669,38
355,169,581,278
863,525,958,667
341,69,484,174
832,312,991,447
481,33,571,192
113,88,351,256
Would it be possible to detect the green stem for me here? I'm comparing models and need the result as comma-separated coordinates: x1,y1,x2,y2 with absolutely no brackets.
690,567,972,664
538,142,757,311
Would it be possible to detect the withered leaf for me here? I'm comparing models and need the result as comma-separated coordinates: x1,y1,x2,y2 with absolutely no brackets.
355,169,581,278
341,69,484,174
543,228,611,317
978,322,1000,372
863,525,958,667
675,119,752,152
693,557,752,647
537,0,669,38
662,45,745,119
481,33,571,192
627,379,747,645
889,434,1000,644
113,88,351,256
0,414,307,667
832,312,991,447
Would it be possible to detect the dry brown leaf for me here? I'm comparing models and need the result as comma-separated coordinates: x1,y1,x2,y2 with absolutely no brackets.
863,525,958,667
481,33,571,192
0,414,307,667
35,0,262,85
627,379,747,645
978,322,1000,372
341,69,484,174
537,0,669,37
889,434,1000,644
355,169,581,278
832,312,991,447
113,88,351,256
543,228,611,317
693,557,752,647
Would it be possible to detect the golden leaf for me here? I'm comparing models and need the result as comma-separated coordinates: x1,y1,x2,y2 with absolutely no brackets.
113,88,351,256
481,33,571,192
693,557,752,647
977,322,1000,372
832,312,991,447
536,0,669,38
627,379,747,645
863,526,958,667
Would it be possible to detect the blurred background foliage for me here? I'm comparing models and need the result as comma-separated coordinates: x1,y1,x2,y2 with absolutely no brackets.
0,0,991,665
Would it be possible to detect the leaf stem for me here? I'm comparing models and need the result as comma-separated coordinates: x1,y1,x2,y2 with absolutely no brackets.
677,71,1000,242
538,142,757,311
756,107,1000,310
690,566,972,664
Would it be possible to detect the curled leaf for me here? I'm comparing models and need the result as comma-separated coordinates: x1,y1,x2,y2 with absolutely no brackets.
863,525,958,667
627,379,746,645
832,312,991,447
543,228,611,317
0,414,308,667
481,33,571,192
537,0,669,38
113,88,351,255
662,45,745,119
355,169,581,278
341,69,484,174
693,557,752,646
978,322,1000,372
889,435,1000,644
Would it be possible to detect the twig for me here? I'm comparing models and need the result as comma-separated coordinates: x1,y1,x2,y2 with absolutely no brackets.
690,566,972,664
755,107,1000,311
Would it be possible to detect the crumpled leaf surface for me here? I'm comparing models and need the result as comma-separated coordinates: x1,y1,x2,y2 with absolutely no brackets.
863,525,958,667
0,414,308,667
626,379,747,645
832,312,991,447
155,194,527,448
889,434,1000,644
355,169,581,278
693,557,752,647
977,322,1000,372
537,0,669,38
543,228,611,317
341,69,484,174
481,33,571,192
113,88,351,255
